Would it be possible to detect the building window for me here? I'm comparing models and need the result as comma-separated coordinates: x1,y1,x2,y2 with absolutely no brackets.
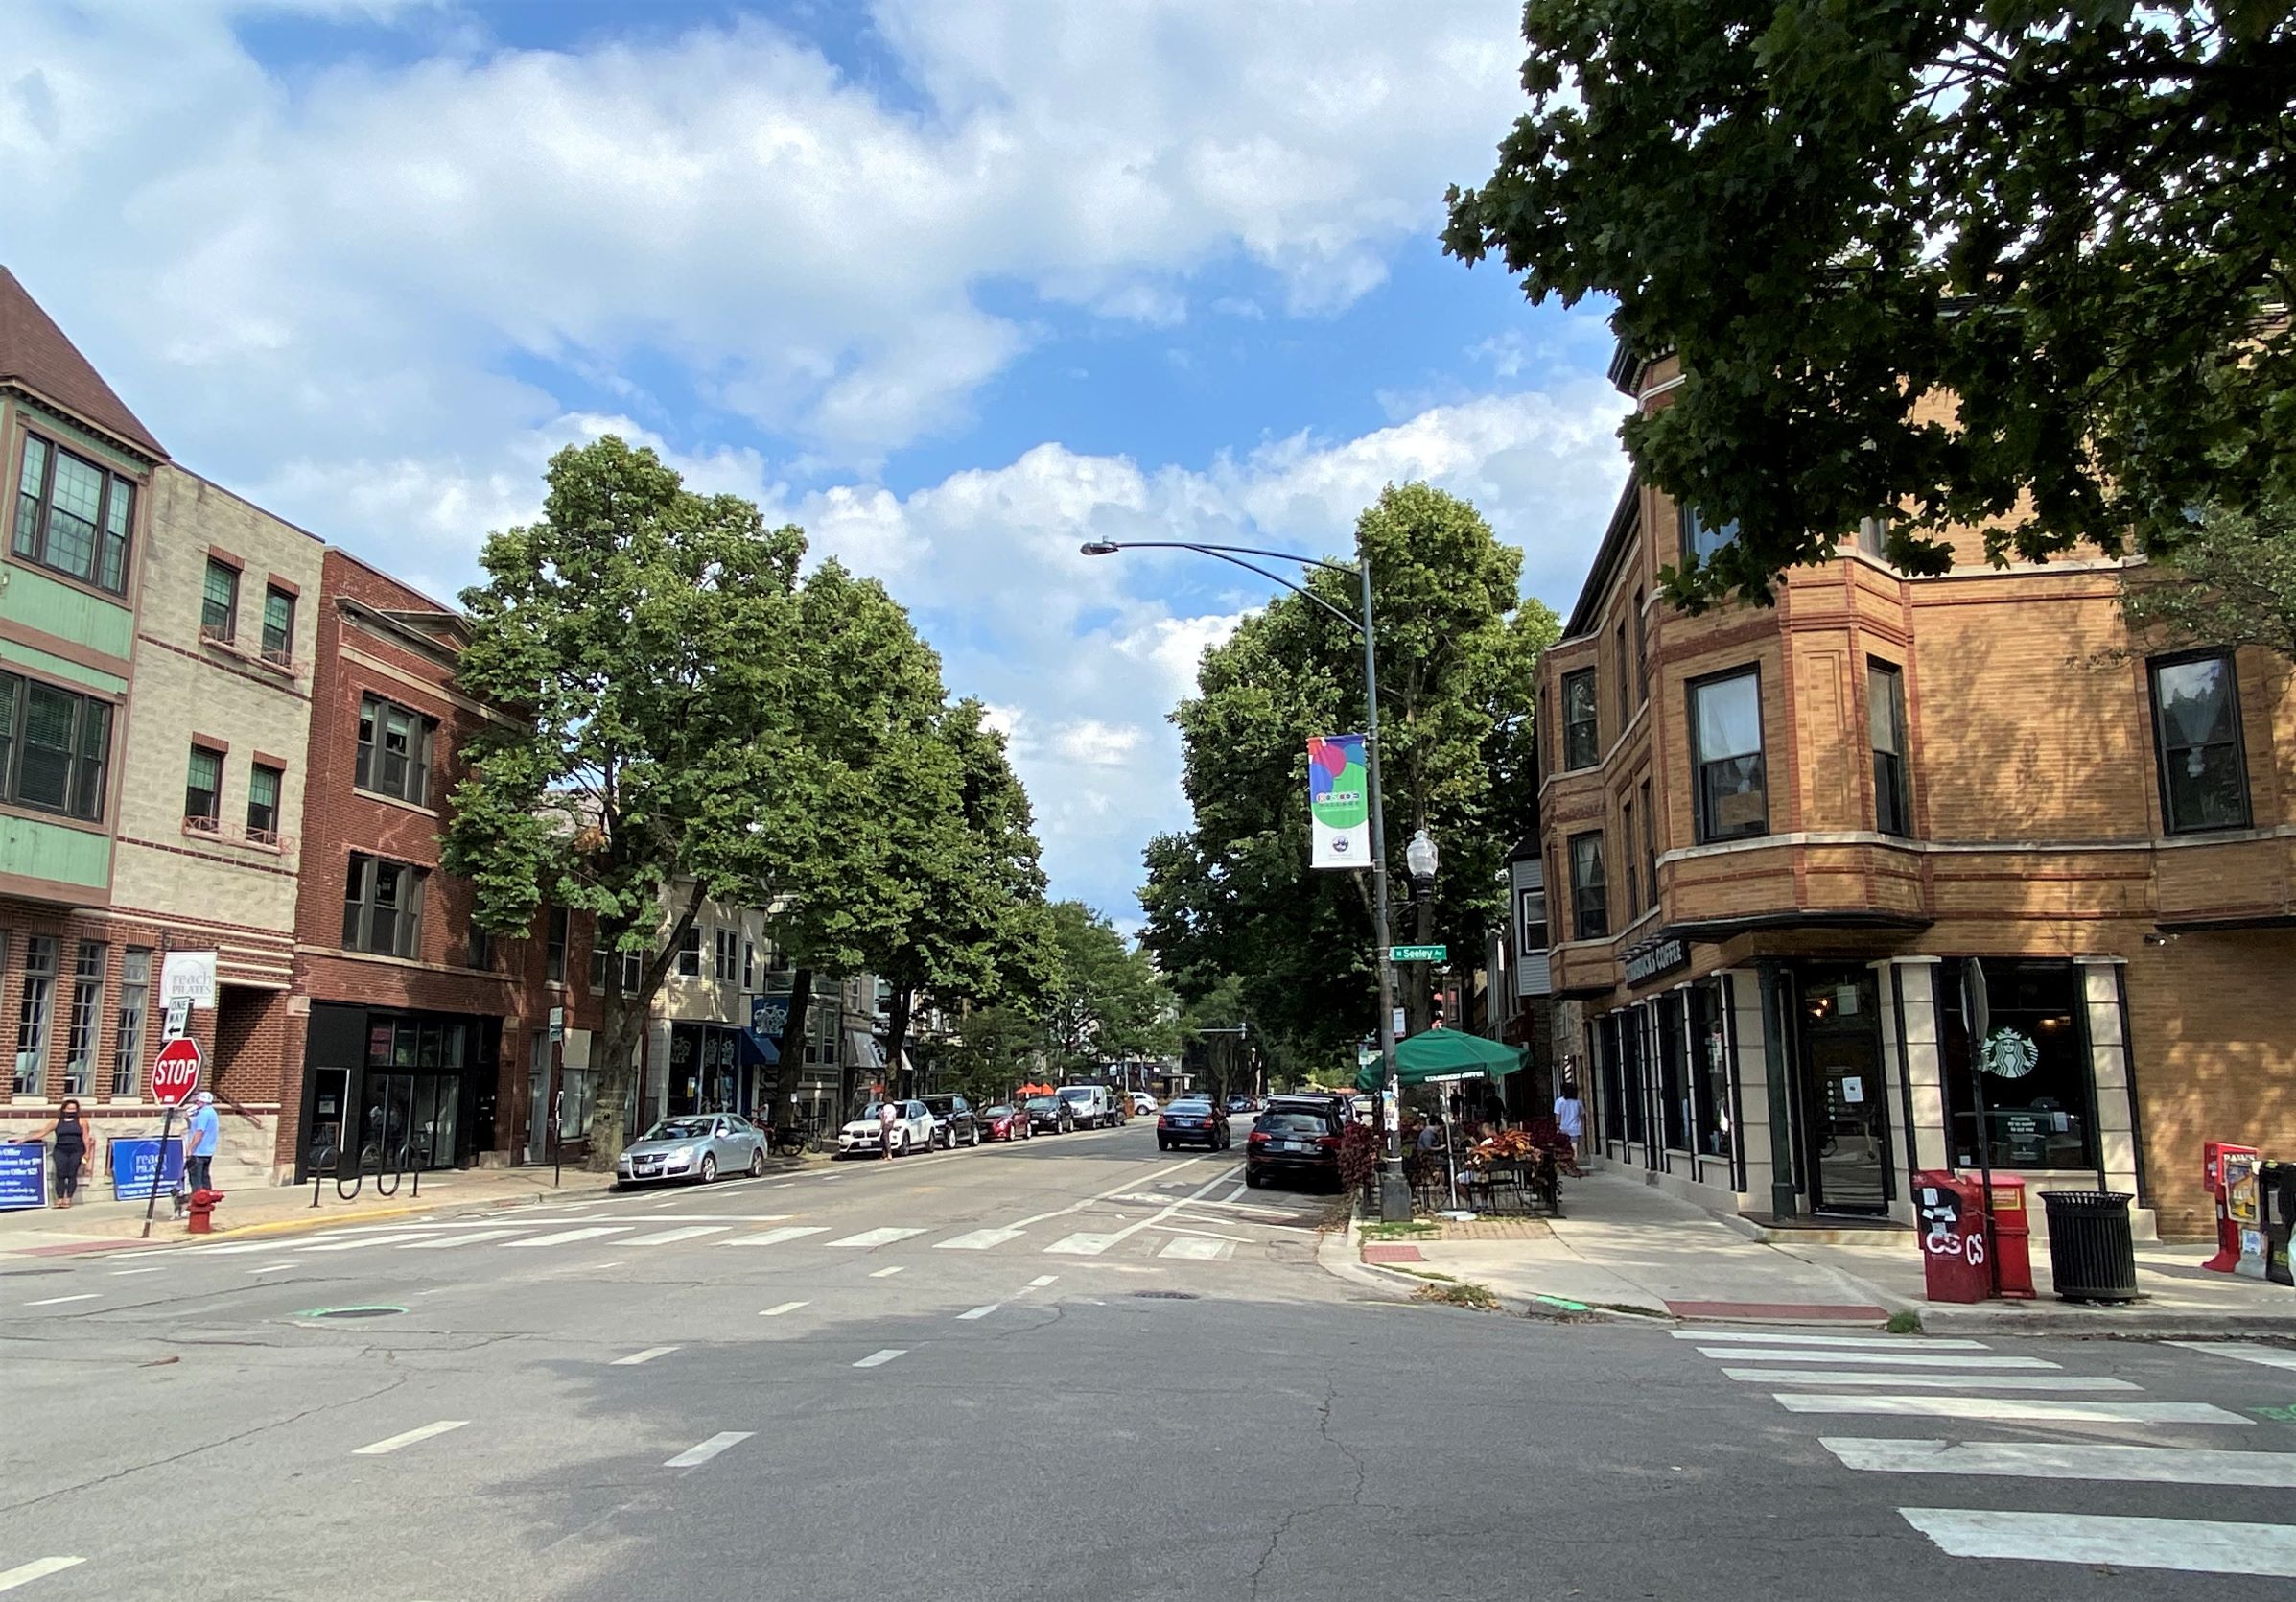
1689,979,1732,1160
1639,776,1658,908
545,905,569,982
1621,795,1641,921
1854,515,1886,557
1561,669,1600,769
200,559,240,643
2149,652,2250,834
715,926,737,980
465,927,498,972
12,433,134,595
1941,959,2099,1172
62,939,104,1096
1677,504,1738,564
0,671,111,821
1869,660,1910,836
742,939,757,990
1615,622,1631,729
1690,669,1768,843
246,763,283,843
354,695,433,806
112,947,150,1097
1568,832,1608,941
184,745,223,832
1632,592,1648,703
1658,992,1693,1151
342,853,425,958
594,943,644,995
260,586,295,666
676,925,701,977
1515,884,1547,955
12,933,57,1096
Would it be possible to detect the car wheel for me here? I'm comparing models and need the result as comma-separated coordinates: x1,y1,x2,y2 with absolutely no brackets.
747,1147,764,1178
699,1154,717,1184
902,1133,913,1157
1158,1139,1169,1151
1244,1170,1261,1189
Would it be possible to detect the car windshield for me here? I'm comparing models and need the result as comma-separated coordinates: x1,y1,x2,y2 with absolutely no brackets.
1167,1100,1211,1114
1257,1112,1330,1135
643,1119,713,1141
1025,1096,1058,1111
860,1104,899,1120
984,1105,1015,1118
1057,1088,1092,1101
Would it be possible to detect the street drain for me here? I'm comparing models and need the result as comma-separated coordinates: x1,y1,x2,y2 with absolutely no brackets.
297,1306,406,1320
1134,1290,1199,1300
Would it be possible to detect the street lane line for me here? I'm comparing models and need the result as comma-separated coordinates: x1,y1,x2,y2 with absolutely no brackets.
304,1232,444,1253
109,1267,163,1276
1775,1394,2251,1425
853,1349,905,1368
829,1227,925,1249
247,1264,297,1275
1699,1347,2053,1369
621,1226,733,1247
1046,1232,1120,1256
957,1303,1000,1320
352,1420,468,1455
0,1558,83,1591
2168,1340,2296,1373
505,1226,634,1249
1899,1509,2296,1577
611,1346,680,1366
869,1266,906,1278
936,1227,1025,1251
761,1301,809,1317
1159,1237,1233,1261
664,1431,753,1469
1724,1367,2137,1391
1026,1275,1058,1288
399,1228,533,1249
1673,1329,1989,1350
24,1294,97,1307
1007,1155,1206,1229
1227,1184,1247,1202
721,1226,829,1247
1146,1223,1253,1242
1823,1437,2296,1487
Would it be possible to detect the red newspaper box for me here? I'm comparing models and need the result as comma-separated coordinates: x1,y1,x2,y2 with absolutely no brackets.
2203,1141,2259,1273
1987,1174,2033,1298
1915,1170,1993,1303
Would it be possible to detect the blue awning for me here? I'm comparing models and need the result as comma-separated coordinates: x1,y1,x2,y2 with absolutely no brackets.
738,1029,781,1067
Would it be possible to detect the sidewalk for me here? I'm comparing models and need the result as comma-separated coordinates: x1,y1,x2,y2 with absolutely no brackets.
1353,1165,2296,1336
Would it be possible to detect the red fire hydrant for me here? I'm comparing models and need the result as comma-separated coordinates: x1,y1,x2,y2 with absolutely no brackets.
185,1188,223,1235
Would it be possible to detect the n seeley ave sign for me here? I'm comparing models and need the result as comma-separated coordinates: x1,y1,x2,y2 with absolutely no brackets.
1389,945,1446,963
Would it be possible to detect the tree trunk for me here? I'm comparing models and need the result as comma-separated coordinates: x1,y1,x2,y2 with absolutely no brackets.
770,968,814,1131
885,986,916,1099
584,883,708,1168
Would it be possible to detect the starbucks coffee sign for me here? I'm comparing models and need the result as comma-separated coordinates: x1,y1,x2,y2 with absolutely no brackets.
1623,933,1690,988
1980,1026,2039,1079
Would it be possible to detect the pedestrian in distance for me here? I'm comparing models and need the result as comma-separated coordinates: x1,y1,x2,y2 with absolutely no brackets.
1553,1079,1586,1160
183,1090,222,1194
7,1097,90,1208
877,1096,897,1161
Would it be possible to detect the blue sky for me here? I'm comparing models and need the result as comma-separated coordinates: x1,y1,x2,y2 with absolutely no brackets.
5,0,1631,929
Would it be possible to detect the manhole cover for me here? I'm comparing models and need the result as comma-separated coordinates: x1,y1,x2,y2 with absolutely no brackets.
1134,1290,1199,1301
296,1306,406,1320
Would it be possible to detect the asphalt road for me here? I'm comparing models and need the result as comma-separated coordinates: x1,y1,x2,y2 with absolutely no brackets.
4,1121,2293,1601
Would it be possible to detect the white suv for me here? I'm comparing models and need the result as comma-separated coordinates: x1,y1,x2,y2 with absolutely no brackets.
1055,1084,1113,1129
837,1099,934,1157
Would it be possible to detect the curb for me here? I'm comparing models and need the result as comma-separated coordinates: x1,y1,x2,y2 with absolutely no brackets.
7,1179,617,1255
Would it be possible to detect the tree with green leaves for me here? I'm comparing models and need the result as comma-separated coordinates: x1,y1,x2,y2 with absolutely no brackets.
938,1004,1043,1108
1041,900,1178,1075
2118,499,2296,663
1140,483,1558,1059
1445,3,2296,608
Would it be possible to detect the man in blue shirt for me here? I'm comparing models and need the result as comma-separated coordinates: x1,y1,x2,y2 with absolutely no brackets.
183,1091,221,1194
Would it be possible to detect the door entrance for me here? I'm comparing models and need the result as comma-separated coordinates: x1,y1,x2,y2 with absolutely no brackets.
527,1033,551,1165
310,1068,349,1174
1795,964,1890,1213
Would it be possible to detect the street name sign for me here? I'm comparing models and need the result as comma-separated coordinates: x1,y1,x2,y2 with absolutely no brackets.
152,1037,204,1107
1389,944,1446,963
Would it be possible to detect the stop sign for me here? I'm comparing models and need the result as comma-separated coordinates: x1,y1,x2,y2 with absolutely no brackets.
152,1037,203,1107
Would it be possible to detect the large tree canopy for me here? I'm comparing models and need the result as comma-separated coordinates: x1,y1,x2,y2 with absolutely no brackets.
1445,2,2296,607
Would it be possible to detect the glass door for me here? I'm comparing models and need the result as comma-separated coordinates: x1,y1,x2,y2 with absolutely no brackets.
527,1034,551,1165
1797,965,1889,1213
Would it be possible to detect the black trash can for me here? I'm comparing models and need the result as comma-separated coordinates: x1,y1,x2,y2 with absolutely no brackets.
2041,1190,2140,1303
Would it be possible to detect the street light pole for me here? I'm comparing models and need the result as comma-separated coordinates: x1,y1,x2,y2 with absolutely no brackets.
1081,536,1412,1219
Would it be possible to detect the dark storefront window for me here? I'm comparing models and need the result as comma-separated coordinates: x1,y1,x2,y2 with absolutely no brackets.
1619,1007,1647,1146
1658,992,1693,1151
2149,652,2250,833
1599,1013,1626,1142
1940,959,2098,1172
1689,980,1731,1159
351,1014,473,1172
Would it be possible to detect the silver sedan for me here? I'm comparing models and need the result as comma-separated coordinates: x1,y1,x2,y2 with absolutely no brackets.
615,1115,767,1187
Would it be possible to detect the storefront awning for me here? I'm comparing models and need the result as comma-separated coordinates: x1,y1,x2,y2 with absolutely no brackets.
737,1029,779,1068
1357,1029,1525,1092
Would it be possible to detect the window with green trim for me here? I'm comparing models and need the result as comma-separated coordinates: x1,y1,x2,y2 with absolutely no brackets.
12,433,135,595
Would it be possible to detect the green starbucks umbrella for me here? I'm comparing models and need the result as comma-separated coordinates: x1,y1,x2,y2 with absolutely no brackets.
1355,1029,1525,1092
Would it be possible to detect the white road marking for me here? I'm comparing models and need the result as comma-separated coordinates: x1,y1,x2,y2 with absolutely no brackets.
1026,1275,1058,1288
1823,1437,2296,1487
1900,1508,2296,1577
853,1349,905,1368
577,1261,625,1271
2168,1340,2296,1373
0,1557,84,1591
352,1420,468,1456
664,1430,753,1469
1227,1184,1247,1203
620,1225,733,1247
829,1227,925,1249
1776,1394,2252,1425
1673,1329,1990,1350
109,1267,163,1277
1724,1368,2137,1391
1046,1232,1121,1256
247,1263,297,1275
1007,1155,1207,1229
24,1294,97,1307
1699,1347,2053,1369
1159,1237,1234,1261
399,1228,533,1249
722,1226,829,1247
1146,1223,1253,1243
869,1265,906,1278
761,1301,809,1317
304,1232,444,1253
506,1226,634,1249
935,1227,1025,1251
957,1304,1000,1320
611,1346,680,1366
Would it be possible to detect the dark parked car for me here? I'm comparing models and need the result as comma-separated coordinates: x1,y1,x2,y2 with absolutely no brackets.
1157,1096,1230,1151
1245,1106,1343,1190
1024,1095,1073,1134
980,1103,1033,1142
1225,1095,1257,1116
922,1094,982,1149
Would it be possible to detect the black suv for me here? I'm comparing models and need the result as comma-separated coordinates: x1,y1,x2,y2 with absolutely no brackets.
922,1094,981,1149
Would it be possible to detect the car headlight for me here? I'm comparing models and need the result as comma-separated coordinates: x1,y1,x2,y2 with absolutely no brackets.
669,1145,694,1162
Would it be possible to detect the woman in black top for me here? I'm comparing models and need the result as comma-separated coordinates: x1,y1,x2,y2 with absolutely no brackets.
10,1098,89,1207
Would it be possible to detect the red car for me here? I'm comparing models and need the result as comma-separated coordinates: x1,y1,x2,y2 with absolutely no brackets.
979,1103,1034,1142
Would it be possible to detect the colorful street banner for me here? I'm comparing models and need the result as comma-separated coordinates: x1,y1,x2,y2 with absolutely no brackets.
1307,734,1371,869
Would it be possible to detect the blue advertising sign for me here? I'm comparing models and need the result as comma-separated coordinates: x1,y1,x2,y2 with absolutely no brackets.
0,1142,45,1210
109,1136,184,1202
749,994,793,1045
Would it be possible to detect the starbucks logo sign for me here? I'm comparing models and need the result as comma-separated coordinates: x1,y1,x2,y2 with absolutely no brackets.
1980,1026,2039,1079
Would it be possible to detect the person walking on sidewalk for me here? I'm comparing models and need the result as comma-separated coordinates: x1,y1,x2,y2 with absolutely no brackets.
7,1098,91,1208
1553,1079,1585,1160
877,1096,898,1161
183,1091,222,1193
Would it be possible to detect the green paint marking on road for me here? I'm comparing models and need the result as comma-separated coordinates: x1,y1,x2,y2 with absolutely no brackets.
1533,1294,1592,1312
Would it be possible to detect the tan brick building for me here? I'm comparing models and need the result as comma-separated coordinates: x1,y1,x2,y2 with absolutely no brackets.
1537,348,2296,1240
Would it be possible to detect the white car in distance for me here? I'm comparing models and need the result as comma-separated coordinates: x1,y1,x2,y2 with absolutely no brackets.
837,1099,935,1158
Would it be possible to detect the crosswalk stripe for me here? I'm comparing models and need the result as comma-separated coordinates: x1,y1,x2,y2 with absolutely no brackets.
957,1304,1001,1320
853,1349,905,1368
664,1430,752,1469
761,1301,809,1317
1045,1232,1120,1256
1672,1329,1990,1350
611,1346,680,1366
722,1226,830,1247
869,1265,905,1278
399,1228,532,1249
0,1557,85,1591
1158,1237,1233,1260
620,1226,732,1247
1776,1394,2252,1425
1722,1367,2138,1391
2168,1340,2296,1373
1822,1437,2296,1487
505,1226,632,1249
1900,1509,2296,1577
828,1228,925,1249
352,1420,468,1456
303,1232,439,1253
1699,1348,2054,1369
936,1227,1025,1251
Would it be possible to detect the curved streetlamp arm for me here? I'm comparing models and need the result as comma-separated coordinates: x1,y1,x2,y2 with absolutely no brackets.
1091,538,1357,577
1168,544,1366,637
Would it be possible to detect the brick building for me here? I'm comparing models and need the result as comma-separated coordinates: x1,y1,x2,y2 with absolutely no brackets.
1536,345,2296,1240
